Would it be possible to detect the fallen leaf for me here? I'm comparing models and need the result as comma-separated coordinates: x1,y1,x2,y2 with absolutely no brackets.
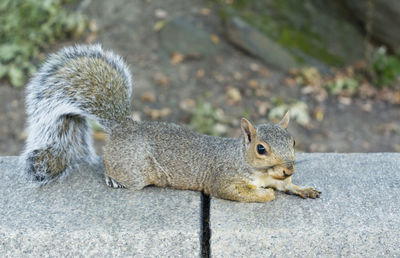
141,92,156,102
226,87,242,104
170,52,184,64
288,68,298,76
314,108,324,121
214,73,225,83
145,108,172,120
358,82,376,99
290,101,311,127
283,77,296,87
88,20,99,32
393,91,400,104
297,67,321,86
233,72,242,80
360,101,373,112
315,89,328,103
255,88,270,97
259,68,270,78
196,69,205,79
85,32,98,44
200,8,211,15
361,141,370,150
301,86,314,95
154,9,168,19
256,101,270,116
338,96,352,105
268,105,288,123
210,34,220,44
375,123,399,135
309,143,318,152
250,63,259,72
153,72,169,87
393,144,400,152
247,79,259,89
153,20,165,31
213,123,228,135
180,98,196,111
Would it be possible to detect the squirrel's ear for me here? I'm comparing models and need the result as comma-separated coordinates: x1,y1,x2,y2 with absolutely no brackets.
241,118,256,145
278,111,290,129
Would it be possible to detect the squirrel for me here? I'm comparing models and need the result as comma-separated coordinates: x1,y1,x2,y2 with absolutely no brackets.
22,44,321,202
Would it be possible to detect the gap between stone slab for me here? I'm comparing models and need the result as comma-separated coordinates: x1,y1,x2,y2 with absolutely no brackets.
201,192,211,258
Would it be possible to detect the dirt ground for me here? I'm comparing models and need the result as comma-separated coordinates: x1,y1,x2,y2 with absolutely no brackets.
1,0,399,156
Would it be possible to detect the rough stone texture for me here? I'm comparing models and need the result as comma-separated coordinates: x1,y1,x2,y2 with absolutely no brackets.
210,153,400,257
222,0,365,69
226,17,298,70
159,16,220,57
0,157,201,257
344,0,400,50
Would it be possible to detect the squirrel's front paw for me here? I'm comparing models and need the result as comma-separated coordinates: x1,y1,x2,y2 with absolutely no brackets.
297,187,321,199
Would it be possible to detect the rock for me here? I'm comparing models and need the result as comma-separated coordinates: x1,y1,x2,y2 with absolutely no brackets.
210,153,400,256
159,16,220,57
221,0,365,69
343,0,400,50
0,157,201,257
226,17,298,70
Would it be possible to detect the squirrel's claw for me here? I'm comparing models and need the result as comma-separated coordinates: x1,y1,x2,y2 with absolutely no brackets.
298,187,321,199
105,176,126,189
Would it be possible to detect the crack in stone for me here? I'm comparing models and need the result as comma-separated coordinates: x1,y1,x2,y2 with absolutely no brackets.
201,192,211,258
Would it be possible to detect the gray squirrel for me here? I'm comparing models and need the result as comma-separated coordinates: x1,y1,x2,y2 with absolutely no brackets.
22,44,320,202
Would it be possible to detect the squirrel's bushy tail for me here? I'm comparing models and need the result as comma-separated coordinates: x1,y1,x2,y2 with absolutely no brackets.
21,44,132,184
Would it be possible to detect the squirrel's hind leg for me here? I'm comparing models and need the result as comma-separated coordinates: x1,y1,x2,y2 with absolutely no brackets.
103,156,148,191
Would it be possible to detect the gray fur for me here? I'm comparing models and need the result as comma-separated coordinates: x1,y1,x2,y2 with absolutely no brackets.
22,44,320,202
22,44,132,184
103,119,300,201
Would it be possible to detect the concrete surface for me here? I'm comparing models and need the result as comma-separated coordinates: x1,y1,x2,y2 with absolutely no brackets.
1,154,400,257
0,157,201,257
210,153,400,257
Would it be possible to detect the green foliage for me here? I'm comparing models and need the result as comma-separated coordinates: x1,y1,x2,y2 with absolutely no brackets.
0,0,87,87
189,101,223,136
325,77,359,95
372,46,400,87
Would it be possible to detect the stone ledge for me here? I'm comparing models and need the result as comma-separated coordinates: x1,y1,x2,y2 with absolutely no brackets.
0,157,201,257
1,154,400,257
210,153,400,257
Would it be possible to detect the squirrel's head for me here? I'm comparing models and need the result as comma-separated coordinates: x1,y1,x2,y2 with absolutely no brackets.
241,111,295,180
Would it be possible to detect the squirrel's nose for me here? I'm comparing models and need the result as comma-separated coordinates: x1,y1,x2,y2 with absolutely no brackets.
282,166,294,177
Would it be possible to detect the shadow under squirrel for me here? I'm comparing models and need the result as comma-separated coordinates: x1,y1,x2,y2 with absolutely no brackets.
21,44,320,202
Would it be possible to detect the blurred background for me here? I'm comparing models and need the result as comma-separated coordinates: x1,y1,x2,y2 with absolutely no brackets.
0,0,399,155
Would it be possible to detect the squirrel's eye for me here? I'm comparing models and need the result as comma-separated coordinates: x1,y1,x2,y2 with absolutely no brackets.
257,144,267,155
293,140,296,147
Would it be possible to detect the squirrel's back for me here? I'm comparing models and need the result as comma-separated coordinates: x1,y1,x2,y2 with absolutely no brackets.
22,44,132,183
